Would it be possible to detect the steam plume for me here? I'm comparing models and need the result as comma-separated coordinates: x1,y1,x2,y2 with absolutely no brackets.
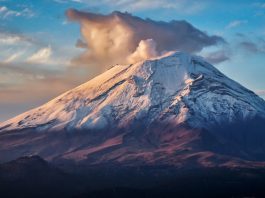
67,9,225,69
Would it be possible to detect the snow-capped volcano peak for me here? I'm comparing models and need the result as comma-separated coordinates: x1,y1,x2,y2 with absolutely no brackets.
1,51,265,133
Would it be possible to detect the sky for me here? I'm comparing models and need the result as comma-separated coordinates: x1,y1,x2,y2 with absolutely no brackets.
0,0,265,122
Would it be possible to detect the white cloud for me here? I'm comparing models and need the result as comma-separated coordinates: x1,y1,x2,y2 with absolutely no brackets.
0,6,34,19
0,32,25,45
127,39,158,63
63,0,207,14
0,30,72,67
27,46,52,64
0,32,34,63
0,6,7,13
140,0,204,12
226,20,248,29
4,51,24,63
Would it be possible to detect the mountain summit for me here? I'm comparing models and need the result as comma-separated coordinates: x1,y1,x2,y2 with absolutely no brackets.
1,51,265,166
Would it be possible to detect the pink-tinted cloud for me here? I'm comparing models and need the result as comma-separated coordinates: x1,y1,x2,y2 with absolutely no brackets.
67,9,225,69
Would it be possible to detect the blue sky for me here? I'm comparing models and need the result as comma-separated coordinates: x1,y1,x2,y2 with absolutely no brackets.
0,0,265,121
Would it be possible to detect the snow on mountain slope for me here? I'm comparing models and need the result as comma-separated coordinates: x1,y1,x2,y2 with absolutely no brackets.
1,51,265,166
1,51,265,133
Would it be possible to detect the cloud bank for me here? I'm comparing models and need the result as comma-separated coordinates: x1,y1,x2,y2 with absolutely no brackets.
67,9,225,68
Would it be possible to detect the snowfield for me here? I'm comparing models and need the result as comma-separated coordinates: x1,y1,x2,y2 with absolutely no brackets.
1,51,264,132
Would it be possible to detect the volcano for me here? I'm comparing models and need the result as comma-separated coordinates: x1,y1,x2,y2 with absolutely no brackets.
1,51,265,167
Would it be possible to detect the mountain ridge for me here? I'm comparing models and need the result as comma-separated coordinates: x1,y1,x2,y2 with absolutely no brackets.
0,51,265,166
1,51,264,132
